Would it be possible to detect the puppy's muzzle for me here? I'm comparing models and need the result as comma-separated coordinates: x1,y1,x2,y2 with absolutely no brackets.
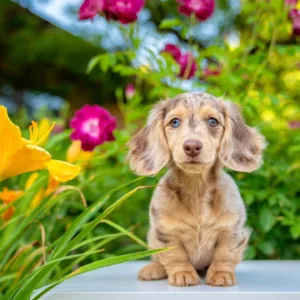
183,140,202,157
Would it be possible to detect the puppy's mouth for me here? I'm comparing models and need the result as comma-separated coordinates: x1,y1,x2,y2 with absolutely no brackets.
183,160,202,165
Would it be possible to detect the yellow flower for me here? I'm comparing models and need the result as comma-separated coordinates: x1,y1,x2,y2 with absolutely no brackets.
25,172,45,209
36,118,53,147
0,187,24,204
30,188,45,209
25,172,40,190
45,175,60,197
46,160,81,182
66,140,94,165
0,106,81,182
281,70,300,93
0,187,24,221
2,206,16,222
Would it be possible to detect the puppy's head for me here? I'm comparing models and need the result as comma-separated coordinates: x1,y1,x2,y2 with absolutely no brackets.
128,92,266,176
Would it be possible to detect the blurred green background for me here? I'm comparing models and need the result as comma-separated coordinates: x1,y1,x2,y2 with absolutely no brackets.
0,0,300,297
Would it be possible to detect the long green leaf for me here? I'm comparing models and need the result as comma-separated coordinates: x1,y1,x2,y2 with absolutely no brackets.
32,248,170,300
62,234,125,274
100,219,148,249
53,184,146,259
9,182,147,300
5,249,104,300
71,233,125,251
50,177,143,260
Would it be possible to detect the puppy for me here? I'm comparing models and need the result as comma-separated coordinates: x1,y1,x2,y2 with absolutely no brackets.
127,92,266,287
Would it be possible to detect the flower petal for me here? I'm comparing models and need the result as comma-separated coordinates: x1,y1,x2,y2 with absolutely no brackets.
25,172,40,190
0,106,25,181
2,206,16,221
45,160,81,182
0,188,24,204
66,141,82,163
1,145,52,181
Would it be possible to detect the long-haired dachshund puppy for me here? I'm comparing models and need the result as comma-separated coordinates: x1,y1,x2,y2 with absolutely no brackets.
127,92,266,287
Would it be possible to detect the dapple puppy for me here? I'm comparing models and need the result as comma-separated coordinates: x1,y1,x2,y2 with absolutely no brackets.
128,92,266,287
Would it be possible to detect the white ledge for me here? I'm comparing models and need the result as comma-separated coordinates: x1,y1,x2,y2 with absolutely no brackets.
37,260,300,300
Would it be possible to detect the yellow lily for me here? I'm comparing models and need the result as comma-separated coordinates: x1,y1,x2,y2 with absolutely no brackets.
35,118,53,147
0,187,24,204
0,187,24,221
66,140,94,165
30,174,60,209
0,106,81,182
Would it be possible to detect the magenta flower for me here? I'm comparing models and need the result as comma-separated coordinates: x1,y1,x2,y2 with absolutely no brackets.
70,105,116,151
285,0,298,5
201,66,221,79
105,0,144,24
125,83,136,99
293,17,300,35
177,0,215,21
178,53,197,79
289,121,300,129
79,0,105,20
162,44,182,61
289,9,300,36
161,44,197,79
289,8,300,19
52,124,65,134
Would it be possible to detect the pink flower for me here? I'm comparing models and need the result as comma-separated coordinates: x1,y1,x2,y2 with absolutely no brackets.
289,9,300,36
162,44,182,61
105,0,145,24
289,8,300,19
201,66,221,79
289,121,300,129
125,83,136,99
53,124,65,134
161,44,197,79
285,0,298,5
177,0,215,21
293,17,300,35
79,0,105,20
178,53,197,79
70,105,116,151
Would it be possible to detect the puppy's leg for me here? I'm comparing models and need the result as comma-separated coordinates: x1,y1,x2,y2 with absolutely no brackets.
155,241,200,287
206,228,250,287
138,261,167,281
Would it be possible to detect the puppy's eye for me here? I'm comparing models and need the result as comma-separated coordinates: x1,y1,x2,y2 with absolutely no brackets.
170,118,180,128
208,118,218,127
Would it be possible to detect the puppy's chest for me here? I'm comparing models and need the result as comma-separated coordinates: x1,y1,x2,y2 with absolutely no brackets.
174,191,237,237
179,191,219,226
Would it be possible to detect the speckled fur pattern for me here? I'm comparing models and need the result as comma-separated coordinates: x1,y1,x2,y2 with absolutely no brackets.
128,92,266,287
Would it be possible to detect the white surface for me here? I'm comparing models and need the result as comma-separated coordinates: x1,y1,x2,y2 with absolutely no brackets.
37,260,300,300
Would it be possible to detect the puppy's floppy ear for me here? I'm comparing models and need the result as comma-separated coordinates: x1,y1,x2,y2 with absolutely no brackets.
219,101,267,172
127,100,170,176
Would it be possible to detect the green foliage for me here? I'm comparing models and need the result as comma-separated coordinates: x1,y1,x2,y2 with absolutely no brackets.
0,0,300,298
84,0,300,260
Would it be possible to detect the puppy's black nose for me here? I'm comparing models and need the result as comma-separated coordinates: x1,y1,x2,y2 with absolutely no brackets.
183,140,202,157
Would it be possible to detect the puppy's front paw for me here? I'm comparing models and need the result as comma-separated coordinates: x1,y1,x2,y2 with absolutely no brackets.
168,270,200,287
138,261,167,281
206,271,236,287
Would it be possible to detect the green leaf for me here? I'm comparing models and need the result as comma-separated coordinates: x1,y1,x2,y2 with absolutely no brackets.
50,177,142,260
86,55,101,73
257,241,275,256
32,248,171,300
290,223,300,239
159,18,182,29
8,180,146,300
71,233,125,251
100,219,148,249
244,245,256,259
259,206,276,233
